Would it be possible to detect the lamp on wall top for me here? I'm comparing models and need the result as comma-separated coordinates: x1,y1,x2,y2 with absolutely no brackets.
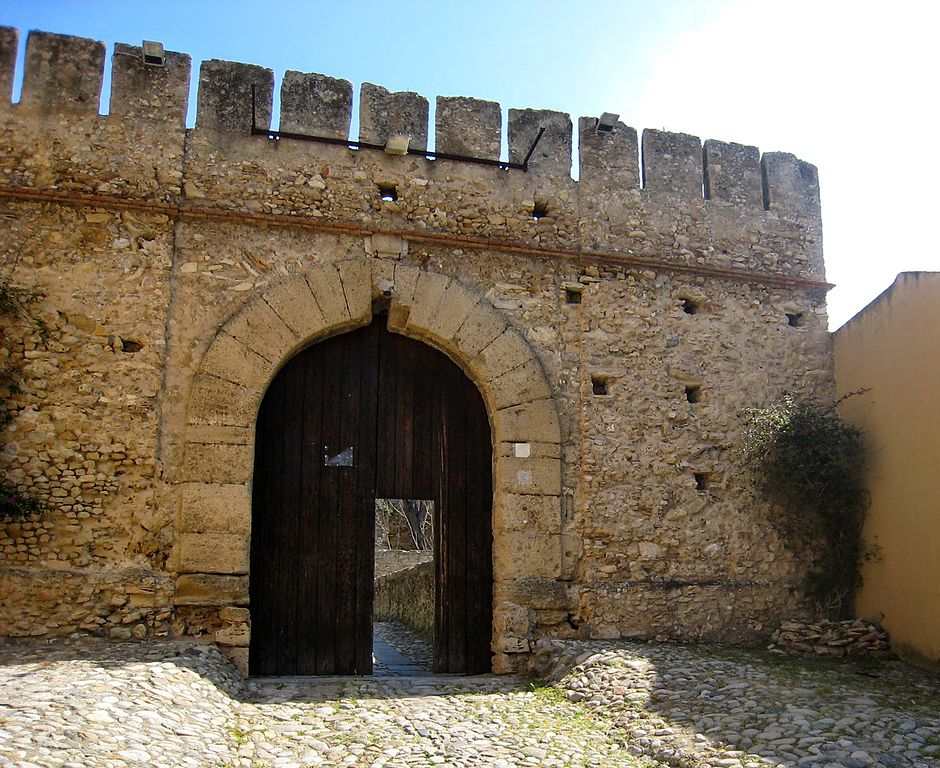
384,134,411,156
141,40,166,67
597,112,619,133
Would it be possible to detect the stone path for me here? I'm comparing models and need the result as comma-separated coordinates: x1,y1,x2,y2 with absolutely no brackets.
372,622,432,676
1,629,938,768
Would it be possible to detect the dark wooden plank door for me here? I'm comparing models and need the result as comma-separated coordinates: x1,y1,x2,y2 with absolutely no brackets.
375,329,493,674
251,317,492,676
250,323,380,676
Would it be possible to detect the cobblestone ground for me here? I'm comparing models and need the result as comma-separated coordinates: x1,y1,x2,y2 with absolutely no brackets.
1,628,938,768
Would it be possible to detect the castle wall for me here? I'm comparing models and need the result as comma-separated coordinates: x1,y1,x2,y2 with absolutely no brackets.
0,28,833,672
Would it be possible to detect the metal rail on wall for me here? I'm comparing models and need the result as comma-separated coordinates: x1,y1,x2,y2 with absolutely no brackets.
249,85,545,172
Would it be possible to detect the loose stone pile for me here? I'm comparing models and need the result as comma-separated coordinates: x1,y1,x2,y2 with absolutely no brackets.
2,634,938,768
767,619,892,658
537,639,940,768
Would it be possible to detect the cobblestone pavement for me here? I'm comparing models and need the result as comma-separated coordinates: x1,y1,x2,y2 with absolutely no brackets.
538,640,940,768
372,622,432,675
1,629,938,768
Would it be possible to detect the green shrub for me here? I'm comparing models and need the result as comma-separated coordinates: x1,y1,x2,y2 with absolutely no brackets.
741,394,868,617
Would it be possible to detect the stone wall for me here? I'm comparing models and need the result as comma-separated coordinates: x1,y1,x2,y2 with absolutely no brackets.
373,560,435,639
0,27,834,674
375,549,433,579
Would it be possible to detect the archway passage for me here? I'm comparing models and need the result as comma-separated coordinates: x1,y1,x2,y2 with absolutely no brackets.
249,317,493,676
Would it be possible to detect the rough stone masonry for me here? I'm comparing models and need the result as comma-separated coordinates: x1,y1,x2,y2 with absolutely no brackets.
0,28,832,674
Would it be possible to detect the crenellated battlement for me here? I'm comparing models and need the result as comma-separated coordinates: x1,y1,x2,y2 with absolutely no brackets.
0,27,825,282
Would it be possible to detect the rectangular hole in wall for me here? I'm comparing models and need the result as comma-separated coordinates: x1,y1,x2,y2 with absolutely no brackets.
377,182,398,201
685,385,701,404
786,312,805,328
694,472,710,491
591,375,609,396
564,286,582,304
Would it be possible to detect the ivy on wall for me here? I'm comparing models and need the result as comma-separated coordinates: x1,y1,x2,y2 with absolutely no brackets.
0,278,47,521
741,394,869,618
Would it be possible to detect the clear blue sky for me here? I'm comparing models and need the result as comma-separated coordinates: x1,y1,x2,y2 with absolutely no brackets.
3,1,938,329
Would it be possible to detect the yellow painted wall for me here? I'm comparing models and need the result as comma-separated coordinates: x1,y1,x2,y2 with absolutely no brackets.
834,272,940,669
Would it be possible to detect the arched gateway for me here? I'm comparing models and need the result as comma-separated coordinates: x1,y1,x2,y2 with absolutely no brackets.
250,318,492,675
178,258,565,675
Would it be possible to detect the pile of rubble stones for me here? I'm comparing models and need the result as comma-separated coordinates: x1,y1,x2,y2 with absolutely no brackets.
768,618,892,657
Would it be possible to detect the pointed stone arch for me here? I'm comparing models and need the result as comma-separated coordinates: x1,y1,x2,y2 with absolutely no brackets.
173,257,566,674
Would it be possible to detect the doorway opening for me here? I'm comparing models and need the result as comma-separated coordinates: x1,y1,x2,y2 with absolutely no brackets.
373,498,434,675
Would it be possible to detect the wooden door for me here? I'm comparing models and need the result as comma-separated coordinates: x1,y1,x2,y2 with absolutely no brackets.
374,330,493,674
250,317,492,676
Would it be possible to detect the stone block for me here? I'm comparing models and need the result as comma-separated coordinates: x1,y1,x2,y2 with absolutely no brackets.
508,108,572,176
336,259,373,324
359,82,429,151
475,329,536,381
215,622,250,646
179,483,250,534
0,27,17,103
703,139,762,207
279,70,352,138
496,457,562,496
405,271,450,332
495,578,570,610
494,636,531,654
371,233,407,258
177,533,249,574
493,531,561,580
223,298,297,364
578,115,640,189
492,601,530,636
762,152,820,218
424,282,480,345
184,425,252,446
174,574,249,605
110,43,191,124
387,265,421,330
219,606,250,623
200,332,271,391
305,265,351,327
263,276,326,339
489,359,552,410
535,610,569,627
21,31,105,115
435,95,501,160
496,441,561,460
493,493,561,534
492,399,561,444
181,442,253,484
188,374,258,427
197,59,273,133
642,129,702,197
